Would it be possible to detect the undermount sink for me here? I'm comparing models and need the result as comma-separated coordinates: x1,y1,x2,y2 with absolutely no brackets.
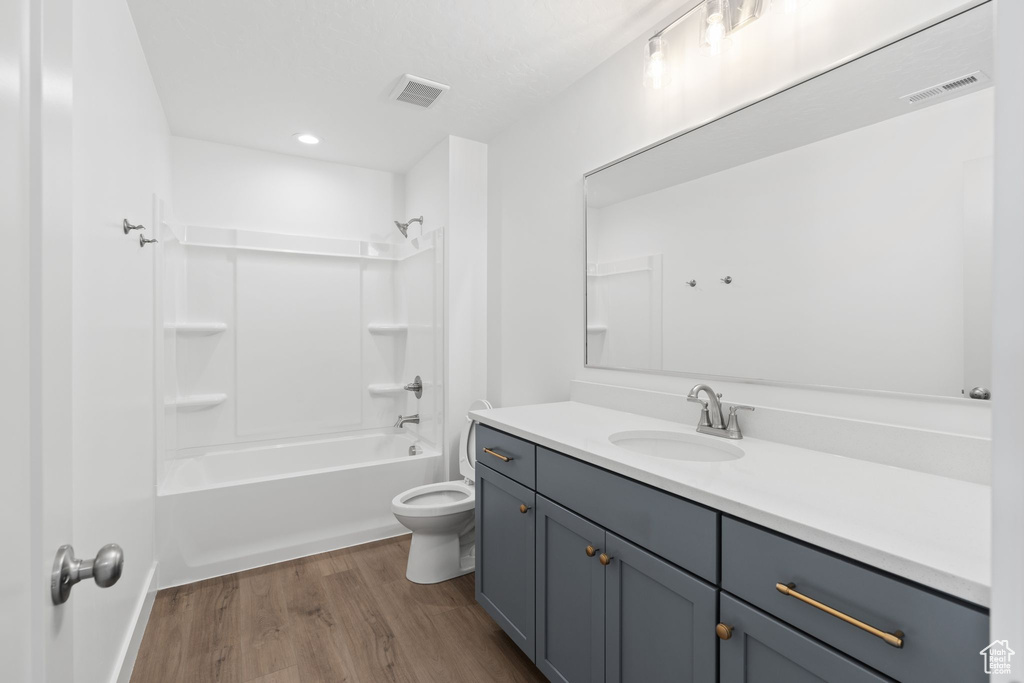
609,430,744,462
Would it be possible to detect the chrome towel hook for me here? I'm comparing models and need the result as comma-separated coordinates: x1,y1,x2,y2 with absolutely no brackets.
123,218,145,234
139,235,158,248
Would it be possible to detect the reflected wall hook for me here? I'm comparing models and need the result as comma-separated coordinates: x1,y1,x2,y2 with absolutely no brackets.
123,219,145,234
139,235,158,248
685,280,697,287
721,276,733,284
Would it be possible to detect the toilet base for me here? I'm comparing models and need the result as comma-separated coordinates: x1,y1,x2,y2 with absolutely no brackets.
405,527,475,584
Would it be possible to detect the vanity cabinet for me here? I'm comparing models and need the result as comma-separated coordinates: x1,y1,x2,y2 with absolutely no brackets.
535,497,606,682
474,424,989,683
475,461,536,660
534,496,717,683
719,594,892,683
721,517,990,683
604,532,717,682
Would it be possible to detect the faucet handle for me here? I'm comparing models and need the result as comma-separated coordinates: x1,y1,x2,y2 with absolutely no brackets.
725,405,754,439
687,396,712,428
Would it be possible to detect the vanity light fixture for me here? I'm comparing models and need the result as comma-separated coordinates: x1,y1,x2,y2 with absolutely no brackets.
643,36,672,89
293,133,320,145
644,0,769,88
699,0,732,57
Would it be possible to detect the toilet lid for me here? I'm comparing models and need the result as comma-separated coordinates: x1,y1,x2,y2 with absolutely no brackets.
459,399,493,479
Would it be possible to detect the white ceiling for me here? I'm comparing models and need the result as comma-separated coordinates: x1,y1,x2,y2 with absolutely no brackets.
128,0,681,172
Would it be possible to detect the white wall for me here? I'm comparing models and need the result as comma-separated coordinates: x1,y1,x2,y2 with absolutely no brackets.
405,135,489,479
446,137,489,478
990,0,1024,664
403,139,450,448
488,0,991,434
71,0,171,680
170,137,402,241
588,90,993,397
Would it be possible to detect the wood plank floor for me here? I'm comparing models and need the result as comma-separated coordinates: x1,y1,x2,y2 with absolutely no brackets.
131,535,545,683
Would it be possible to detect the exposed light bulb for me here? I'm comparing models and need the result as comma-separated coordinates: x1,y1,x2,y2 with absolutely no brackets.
643,36,671,90
293,133,320,145
706,15,726,55
699,0,733,57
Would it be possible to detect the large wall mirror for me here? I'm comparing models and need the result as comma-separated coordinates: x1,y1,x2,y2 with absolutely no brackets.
585,4,993,399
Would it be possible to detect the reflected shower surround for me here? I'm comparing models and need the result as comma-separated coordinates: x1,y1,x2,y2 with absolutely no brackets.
589,6,993,399
157,222,445,584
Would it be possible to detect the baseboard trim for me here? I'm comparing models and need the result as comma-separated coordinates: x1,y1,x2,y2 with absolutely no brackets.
112,561,158,683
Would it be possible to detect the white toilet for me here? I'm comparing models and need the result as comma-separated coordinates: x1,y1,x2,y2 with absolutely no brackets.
391,400,491,584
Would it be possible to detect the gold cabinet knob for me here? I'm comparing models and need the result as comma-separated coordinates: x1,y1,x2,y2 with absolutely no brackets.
599,553,612,566
716,623,733,640
519,504,530,514
585,545,598,557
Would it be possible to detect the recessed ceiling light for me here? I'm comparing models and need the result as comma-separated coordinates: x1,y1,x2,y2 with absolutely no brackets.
293,133,320,145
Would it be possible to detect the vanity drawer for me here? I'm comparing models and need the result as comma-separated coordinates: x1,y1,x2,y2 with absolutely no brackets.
475,424,536,489
537,447,718,582
721,517,989,683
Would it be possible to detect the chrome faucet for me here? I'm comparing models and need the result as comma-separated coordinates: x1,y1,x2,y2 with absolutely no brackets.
686,384,754,440
394,413,420,428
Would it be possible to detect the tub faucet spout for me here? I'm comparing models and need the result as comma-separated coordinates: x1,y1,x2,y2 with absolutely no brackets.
395,413,420,428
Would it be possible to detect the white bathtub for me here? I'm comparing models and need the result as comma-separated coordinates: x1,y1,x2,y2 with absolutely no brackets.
157,430,441,586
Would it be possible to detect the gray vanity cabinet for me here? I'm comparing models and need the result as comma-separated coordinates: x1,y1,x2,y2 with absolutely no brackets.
475,462,536,660
535,495,717,683
535,496,606,683
474,425,988,682
719,594,893,683
605,533,717,683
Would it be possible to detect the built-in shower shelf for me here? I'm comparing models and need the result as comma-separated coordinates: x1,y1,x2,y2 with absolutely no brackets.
367,323,409,335
166,393,228,411
367,384,406,397
587,325,608,334
165,322,228,336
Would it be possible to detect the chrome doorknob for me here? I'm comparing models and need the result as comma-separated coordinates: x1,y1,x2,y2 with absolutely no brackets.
969,387,991,400
51,543,124,605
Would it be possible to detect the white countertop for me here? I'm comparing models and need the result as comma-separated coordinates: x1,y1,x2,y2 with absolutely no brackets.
470,401,991,607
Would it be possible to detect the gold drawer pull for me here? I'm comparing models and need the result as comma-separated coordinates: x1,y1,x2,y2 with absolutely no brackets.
599,553,612,566
483,447,511,462
776,582,904,649
715,623,733,641
519,504,530,514
586,545,598,557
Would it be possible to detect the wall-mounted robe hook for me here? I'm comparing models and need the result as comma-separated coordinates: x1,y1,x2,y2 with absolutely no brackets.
686,280,697,287
139,235,158,248
123,219,145,234
720,276,733,284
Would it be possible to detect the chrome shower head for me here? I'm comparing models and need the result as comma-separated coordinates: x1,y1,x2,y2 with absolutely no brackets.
394,216,423,238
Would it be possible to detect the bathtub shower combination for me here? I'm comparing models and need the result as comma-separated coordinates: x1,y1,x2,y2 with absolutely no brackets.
157,221,445,586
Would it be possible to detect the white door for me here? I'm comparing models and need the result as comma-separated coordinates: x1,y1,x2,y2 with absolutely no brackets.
1,0,76,680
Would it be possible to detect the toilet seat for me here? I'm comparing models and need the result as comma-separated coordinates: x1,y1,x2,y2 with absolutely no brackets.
391,481,475,518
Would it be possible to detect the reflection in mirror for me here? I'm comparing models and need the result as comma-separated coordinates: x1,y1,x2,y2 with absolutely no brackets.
585,4,993,399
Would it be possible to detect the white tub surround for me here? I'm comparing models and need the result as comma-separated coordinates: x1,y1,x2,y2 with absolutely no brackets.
470,401,991,606
157,430,439,586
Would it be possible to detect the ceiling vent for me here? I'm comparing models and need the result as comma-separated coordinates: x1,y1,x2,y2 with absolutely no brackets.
390,74,450,109
900,71,990,104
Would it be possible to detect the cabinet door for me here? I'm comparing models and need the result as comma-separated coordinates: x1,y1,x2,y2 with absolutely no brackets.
476,463,536,660
719,594,894,683
605,533,718,683
536,496,606,683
